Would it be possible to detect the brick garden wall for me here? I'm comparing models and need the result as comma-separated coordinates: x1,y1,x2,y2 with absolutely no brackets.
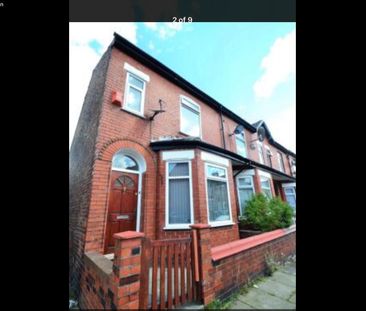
209,231,296,302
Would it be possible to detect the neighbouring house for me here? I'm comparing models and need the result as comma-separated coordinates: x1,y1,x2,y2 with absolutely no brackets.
69,32,296,309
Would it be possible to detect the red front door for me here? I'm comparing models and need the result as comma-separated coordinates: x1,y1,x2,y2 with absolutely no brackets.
104,171,139,254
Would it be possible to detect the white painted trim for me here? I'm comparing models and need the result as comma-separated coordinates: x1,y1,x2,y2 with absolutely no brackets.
180,95,200,112
236,175,255,216
179,95,202,138
277,151,285,173
257,142,264,164
282,183,296,188
236,169,255,176
257,169,272,179
235,132,247,158
165,160,194,228
123,72,146,116
111,148,147,173
201,151,229,167
162,150,195,161
204,163,233,226
124,62,150,82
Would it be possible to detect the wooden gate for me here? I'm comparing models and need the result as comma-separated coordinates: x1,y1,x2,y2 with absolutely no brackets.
139,235,200,309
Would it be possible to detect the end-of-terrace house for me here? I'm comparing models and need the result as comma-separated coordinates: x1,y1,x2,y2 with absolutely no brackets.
69,32,296,309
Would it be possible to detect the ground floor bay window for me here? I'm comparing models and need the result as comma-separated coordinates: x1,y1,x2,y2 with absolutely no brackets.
236,175,255,215
260,176,272,199
165,161,194,229
205,164,233,226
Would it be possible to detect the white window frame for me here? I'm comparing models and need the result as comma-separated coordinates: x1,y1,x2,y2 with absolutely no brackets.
236,174,255,216
265,145,273,167
179,95,202,138
260,176,273,198
165,160,194,230
277,152,285,172
205,163,233,227
257,142,264,164
123,71,147,117
235,131,247,158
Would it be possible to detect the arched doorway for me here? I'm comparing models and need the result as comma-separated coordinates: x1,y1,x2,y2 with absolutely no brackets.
104,148,146,254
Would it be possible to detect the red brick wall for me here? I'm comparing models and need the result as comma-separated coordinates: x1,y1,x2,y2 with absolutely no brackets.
209,231,296,302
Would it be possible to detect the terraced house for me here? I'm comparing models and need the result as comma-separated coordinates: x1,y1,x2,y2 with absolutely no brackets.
69,32,296,309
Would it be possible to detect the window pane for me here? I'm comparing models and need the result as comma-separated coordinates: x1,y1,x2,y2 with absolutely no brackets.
284,188,295,195
169,163,189,176
128,75,144,89
238,177,252,187
112,153,124,169
239,189,254,215
181,105,200,136
236,137,247,157
260,178,270,189
263,189,272,199
126,87,142,112
286,194,296,208
207,166,226,178
207,180,230,222
169,179,191,224
123,156,138,171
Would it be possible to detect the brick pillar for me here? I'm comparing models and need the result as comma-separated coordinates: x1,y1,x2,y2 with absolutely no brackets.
113,231,144,310
191,224,214,305
253,169,262,194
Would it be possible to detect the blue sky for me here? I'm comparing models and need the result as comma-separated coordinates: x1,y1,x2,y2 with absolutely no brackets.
70,22,295,151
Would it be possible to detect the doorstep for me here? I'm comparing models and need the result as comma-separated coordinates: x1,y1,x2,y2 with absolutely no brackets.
104,253,114,261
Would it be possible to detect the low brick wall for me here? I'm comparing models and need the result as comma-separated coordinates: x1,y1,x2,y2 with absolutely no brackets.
191,224,296,305
78,231,145,310
79,252,115,309
210,230,296,301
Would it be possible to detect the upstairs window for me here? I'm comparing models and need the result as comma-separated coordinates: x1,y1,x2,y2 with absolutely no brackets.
277,152,285,172
124,72,146,115
180,96,201,137
258,143,264,164
265,147,272,167
235,132,247,158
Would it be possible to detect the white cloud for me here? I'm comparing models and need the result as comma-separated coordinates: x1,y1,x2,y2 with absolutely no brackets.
144,22,184,39
148,41,155,50
265,104,296,152
253,29,295,99
144,22,158,31
69,22,137,148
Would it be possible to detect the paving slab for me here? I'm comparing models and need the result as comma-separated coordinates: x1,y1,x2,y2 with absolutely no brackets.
230,299,254,309
256,278,295,300
237,288,295,309
281,262,296,276
289,292,296,304
270,270,296,288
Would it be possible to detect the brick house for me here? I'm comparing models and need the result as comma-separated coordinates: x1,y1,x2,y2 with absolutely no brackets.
69,32,296,308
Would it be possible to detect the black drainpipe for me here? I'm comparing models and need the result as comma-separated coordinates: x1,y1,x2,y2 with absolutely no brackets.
219,105,226,149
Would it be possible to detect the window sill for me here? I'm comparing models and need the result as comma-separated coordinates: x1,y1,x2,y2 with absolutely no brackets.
208,222,235,228
121,107,146,119
179,131,202,139
163,225,192,230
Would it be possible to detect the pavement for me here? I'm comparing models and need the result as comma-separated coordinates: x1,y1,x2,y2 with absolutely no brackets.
230,260,296,310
